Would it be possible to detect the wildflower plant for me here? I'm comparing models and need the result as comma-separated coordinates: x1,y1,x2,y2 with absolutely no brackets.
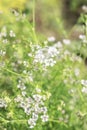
0,4,87,130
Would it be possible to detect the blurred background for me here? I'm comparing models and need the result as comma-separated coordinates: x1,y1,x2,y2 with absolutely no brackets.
0,0,87,39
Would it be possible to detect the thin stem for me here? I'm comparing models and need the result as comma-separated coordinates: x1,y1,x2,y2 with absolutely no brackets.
33,0,35,29
32,0,39,43
77,88,85,102
3,67,28,78
49,119,68,127
0,117,68,127
0,117,27,124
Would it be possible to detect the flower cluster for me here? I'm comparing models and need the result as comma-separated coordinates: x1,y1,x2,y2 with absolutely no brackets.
34,42,61,68
0,50,6,56
81,80,87,94
79,34,87,43
15,80,49,128
0,26,16,39
0,98,7,108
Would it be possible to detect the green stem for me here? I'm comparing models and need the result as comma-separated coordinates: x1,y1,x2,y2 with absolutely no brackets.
32,0,39,44
77,88,84,102
3,67,28,78
0,117,68,127
49,119,68,127
33,0,35,29
0,117,27,124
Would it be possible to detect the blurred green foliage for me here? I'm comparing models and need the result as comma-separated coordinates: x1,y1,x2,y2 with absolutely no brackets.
70,0,87,11
0,0,87,37
0,0,28,12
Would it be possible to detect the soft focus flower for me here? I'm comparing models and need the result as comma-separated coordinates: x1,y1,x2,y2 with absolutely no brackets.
41,115,49,122
47,36,56,42
9,30,16,37
82,5,87,13
82,87,87,94
74,68,80,76
81,80,87,87
0,98,7,108
63,39,71,45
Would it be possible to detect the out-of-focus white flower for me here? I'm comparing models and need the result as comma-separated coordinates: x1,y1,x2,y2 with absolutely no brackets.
33,94,42,102
79,34,86,40
82,5,87,12
81,79,87,87
48,46,59,57
74,68,80,76
28,53,33,57
32,112,38,121
0,98,7,108
28,118,36,128
23,61,29,67
41,115,49,122
9,30,16,37
36,88,41,93
21,91,26,97
40,107,47,114
2,39,8,44
82,87,87,93
48,36,56,42
55,41,63,48
0,50,6,56
63,39,71,45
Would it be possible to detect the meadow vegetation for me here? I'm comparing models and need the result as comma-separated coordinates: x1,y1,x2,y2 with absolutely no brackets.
0,0,87,130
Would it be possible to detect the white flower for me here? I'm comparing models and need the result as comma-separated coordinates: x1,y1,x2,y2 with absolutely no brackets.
17,82,26,90
55,41,62,48
48,36,55,42
26,97,33,104
74,68,80,76
0,50,6,56
2,39,8,44
82,5,87,12
9,30,16,37
21,91,26,96
81,80,87,87
79,34,86,40
19,101,26,108
24,106,32,115
28,118,36,128
23,61,29,67
0,98,7,108
36,88,41,93
34,104,41,113
82,87,87,93
48,46,59,57
40,107,47,114
41,115,49,122
63,39,71,45
1,32,7,37
28,53,33,57
23,70,27,74
33,94,42,102
14,95,23,102
32,113,38,121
